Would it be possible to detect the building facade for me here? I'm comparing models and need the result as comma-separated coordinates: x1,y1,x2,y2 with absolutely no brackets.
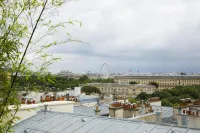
82,83,156,96
114,75,200,90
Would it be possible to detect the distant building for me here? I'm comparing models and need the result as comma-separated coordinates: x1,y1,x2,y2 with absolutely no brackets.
80,83,156,96
57,70,116,80
57,70,82,79
133,84,156,95
114,75,200,90
86,73,101,79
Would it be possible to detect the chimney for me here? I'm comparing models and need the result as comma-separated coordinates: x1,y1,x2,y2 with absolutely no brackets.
131,103,139,117
97,98,100,105
183,110,185,114
178,107,182,114
109,102,123,118
66,93,69,101
94,104,101,116
44,104,48,112
96,105,99,111
148,106,154,113
155,111,162,123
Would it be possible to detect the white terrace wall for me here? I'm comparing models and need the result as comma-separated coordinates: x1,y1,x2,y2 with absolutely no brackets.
10,101,75,124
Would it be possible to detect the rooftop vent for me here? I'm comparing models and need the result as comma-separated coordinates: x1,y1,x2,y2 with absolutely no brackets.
81,118,86,122
171,130,176,133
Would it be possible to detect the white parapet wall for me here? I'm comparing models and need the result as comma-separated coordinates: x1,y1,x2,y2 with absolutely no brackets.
150,101,162,106
9,101,75,124
41,101,74,113
129,111,163,123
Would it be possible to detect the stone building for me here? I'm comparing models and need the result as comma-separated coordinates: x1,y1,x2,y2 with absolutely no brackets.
132,84,156,95
82,83,156,96
114,75,200,90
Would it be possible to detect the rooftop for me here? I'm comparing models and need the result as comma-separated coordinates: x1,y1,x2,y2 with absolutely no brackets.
74,103,109,116
152,106,173,118
152,106,173,124
13,111,200,133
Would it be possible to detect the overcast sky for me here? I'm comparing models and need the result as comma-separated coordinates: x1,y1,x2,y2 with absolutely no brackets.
46,0,200,74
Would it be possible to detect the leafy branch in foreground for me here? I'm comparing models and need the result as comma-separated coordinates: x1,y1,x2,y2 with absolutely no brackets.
0,0,82,132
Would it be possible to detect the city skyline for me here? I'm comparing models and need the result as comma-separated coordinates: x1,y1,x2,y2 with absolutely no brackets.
56,68,200,75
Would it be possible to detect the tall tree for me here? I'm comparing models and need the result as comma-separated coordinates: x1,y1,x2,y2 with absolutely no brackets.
81,86,101,95
136,92,150,100
79,75,89,83
0,0,81,132
151,91,172,100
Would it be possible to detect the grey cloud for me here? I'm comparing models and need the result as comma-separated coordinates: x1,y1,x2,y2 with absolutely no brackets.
46,0,200,73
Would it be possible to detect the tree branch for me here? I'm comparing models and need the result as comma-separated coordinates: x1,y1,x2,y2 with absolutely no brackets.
0,0,49,119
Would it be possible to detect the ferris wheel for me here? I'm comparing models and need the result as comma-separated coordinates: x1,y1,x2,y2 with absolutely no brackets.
100,63,112,79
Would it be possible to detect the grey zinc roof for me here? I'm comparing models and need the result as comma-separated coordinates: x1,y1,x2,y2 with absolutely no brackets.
152,106,173,118
13,111,200,133
152,106,173,124
74,104,109,116
78,95,99,104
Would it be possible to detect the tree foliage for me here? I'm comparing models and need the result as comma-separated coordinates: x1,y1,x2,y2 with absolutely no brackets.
129,81,137,85
81,86,101,95
136,92,150,100
0,0,81,132
151,91,172,100
149,81,159,88
79,75,89,83
161,99,173,106
164,86,200,99
128,98,137,103
14,75,115,92
136,85,200,107
159,86,200,106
